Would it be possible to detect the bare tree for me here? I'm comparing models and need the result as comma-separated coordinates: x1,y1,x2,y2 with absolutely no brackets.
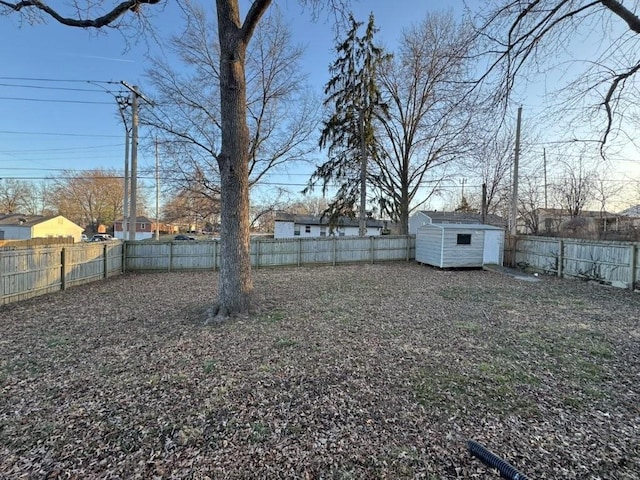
144,4,319,206
474,1,640,149
517,172,545,235
49,169,138,231
552,157,595,218
21,181,55,216
374,11,479,234
2,0,350,320
0,179,31,213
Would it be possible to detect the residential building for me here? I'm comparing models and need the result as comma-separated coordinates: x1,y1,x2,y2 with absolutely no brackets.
274,212,384,238
113,216,154,240
0,214,84,242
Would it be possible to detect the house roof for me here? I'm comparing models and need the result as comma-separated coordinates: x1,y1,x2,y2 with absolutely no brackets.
417,210,507,227
534,208,619,219
0,214,58,227
113,216,153,223
618,205,640,217
275,212,385,228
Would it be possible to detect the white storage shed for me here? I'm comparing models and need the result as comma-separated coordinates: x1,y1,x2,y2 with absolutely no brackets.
416,223,504,268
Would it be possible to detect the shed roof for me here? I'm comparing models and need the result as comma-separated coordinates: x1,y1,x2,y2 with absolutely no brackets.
417,210,507,227
419,222,504,231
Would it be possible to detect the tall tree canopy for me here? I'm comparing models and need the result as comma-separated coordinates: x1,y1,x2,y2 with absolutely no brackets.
307,13,390,231
374,11,478,234
144,4,319,213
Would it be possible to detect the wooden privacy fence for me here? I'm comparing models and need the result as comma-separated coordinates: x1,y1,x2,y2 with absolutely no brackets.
510,235,639,290
0,242,123,306
125,235,416,271
0,236,414,306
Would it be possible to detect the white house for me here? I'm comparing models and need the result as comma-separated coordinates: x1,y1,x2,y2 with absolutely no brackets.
0,214,84,242
274,213,384,239
408,210,507,234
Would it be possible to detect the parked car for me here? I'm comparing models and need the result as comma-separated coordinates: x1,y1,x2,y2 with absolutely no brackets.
174,234,196,241
81,234,89,242
90,234,113,242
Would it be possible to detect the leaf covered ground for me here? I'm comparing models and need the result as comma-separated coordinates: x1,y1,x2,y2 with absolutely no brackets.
1,263,639,479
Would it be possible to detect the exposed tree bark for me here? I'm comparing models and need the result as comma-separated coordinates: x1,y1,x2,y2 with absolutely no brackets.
207,0,271,321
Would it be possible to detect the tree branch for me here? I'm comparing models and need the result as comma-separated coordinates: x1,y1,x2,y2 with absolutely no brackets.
241,0,272,43
600,0,640,33
0,0,162,28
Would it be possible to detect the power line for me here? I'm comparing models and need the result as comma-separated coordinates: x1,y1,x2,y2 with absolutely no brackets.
0,82,123,94
0,76,120,84
0,143,123,154
0,96,115,105
0,130,121,138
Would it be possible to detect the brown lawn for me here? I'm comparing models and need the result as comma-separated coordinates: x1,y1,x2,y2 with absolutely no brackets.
1,263,638,479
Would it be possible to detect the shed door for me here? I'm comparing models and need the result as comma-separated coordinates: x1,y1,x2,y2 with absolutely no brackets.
482,230,502,265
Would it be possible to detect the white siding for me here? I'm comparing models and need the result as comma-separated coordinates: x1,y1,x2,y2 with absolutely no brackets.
274,221,295,238
275,222,382,239
441,228,485,268
408,212,431,235
416,224,504,268
415,225,444,266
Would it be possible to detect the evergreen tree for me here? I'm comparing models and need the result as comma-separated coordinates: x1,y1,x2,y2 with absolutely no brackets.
306,13,390,234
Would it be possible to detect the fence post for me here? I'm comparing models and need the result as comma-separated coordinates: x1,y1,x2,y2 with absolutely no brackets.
168,242,173,272
557,239,564,278
60,247,67,291
255,239,260,269
406,235,411,262
629,244,637,291
370,236,375,264
333,237,337,266
213,240,217,271
122,242,127,273
103,244,108,278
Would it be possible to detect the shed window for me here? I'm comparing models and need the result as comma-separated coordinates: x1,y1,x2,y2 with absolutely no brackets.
457,233,471,245
305,225,311,233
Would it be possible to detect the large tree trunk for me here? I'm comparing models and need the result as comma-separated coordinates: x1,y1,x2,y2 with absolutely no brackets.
211,0,257,320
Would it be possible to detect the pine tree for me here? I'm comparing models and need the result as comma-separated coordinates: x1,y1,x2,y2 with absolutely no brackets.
306,13,390,235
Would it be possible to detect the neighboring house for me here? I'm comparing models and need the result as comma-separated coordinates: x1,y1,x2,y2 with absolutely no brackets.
408,210,506,235
113,216,154,240
517,208,631,237
415,223,504,268
620,204,640,217
0,214,84,242
274,212,384,238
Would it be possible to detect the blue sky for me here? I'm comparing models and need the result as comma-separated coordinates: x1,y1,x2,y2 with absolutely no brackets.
2,0,639,212
1,0,461,188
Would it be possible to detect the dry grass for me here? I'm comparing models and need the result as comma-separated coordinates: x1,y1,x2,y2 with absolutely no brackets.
1,263,638,479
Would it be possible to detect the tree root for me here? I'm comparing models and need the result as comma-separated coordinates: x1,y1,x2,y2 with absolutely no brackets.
203,303,230,325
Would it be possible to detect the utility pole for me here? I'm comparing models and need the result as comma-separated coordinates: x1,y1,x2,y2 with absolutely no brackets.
129,88,139,242
543,148,548,210
116,96,131,241
510,106,522,235
481,183,487,224
120,82,153,242
155,138,160,241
